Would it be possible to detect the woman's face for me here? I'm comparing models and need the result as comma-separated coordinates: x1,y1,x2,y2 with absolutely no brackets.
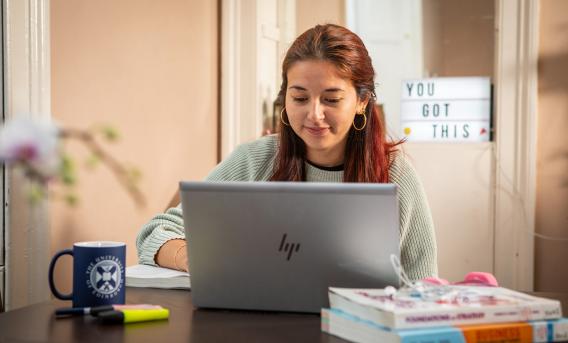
285,60,368,166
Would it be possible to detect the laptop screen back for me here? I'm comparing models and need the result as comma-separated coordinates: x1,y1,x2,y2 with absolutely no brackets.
180,181,400,313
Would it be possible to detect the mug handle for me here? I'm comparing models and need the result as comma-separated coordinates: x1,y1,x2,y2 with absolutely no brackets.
48,249,74,300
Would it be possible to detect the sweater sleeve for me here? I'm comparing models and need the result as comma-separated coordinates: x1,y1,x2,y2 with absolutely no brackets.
390,152,438,281
136,205,185,266
135,136,277,265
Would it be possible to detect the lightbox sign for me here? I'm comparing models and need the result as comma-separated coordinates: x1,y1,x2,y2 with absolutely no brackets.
400,77,491,142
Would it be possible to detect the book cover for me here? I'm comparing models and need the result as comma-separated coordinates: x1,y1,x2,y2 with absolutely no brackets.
329,286,562,330
322,308,568,343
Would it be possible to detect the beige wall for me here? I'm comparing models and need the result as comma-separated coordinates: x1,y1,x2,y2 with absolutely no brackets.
423,0,494,77
50,0,218,291
296,0,345,35
535,0,568,292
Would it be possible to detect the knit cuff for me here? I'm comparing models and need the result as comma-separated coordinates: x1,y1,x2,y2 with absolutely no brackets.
138,227,185,266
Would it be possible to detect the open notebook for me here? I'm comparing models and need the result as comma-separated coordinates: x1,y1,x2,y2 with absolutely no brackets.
125,264,191,290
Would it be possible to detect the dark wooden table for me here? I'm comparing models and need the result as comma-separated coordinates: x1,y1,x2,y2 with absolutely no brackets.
0,289,566,343
0,288,344,343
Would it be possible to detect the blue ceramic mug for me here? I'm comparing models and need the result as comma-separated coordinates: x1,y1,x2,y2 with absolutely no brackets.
48,241,126,308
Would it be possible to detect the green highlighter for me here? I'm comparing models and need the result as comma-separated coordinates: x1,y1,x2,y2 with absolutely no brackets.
98,308,170,324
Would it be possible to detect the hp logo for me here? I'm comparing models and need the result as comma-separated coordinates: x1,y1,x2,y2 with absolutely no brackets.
278,234,301,261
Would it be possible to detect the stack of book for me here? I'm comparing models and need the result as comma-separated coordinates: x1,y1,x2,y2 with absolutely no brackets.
321,286,568,343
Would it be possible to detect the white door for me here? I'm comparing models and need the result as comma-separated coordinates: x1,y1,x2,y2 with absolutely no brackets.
347,0,423,136
221,0,296,158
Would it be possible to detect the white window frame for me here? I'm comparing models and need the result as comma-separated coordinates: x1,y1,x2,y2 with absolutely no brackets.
221,0,265,159
493,0,539,291
3,0,51,310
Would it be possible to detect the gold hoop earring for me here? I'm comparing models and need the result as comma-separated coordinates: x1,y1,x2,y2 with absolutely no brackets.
280,108,290,127
352,111,367,131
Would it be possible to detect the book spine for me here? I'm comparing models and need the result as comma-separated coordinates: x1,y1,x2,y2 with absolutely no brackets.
324,309,568,343
531,319,568,342
322,308,467,343
329,288,562,330
393,301,562,329
457,320,568,343
329,291,395,328
322,308,398,343
457,322,533,343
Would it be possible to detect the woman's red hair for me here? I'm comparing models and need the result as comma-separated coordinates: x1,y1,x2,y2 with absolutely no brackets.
270,24,403,183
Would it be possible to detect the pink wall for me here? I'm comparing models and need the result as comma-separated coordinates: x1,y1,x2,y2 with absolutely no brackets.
50,0,218,290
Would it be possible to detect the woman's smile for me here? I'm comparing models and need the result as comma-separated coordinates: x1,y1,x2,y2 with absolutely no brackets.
305,126,330,136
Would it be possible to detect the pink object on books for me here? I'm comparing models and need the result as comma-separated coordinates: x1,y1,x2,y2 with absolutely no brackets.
455,272,499,287
421,272,499,287
421,276,450,285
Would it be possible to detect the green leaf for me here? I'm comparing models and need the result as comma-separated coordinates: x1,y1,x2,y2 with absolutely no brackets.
60,154,77,185
64,193,79,206
101,125,120,142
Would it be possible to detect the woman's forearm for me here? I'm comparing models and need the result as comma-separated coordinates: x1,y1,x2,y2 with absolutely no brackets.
155,239,188,272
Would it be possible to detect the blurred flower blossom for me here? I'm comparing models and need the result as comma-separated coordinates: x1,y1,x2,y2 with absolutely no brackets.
0,117,145,207
0,118,60,181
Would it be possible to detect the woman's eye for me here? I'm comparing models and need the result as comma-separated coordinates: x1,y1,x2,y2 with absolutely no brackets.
293,97,308,102
325,98,342,103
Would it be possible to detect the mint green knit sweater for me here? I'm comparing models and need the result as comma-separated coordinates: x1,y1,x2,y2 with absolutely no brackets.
136,135,438,281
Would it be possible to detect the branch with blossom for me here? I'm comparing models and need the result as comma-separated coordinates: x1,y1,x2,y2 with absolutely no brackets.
0,118,146,207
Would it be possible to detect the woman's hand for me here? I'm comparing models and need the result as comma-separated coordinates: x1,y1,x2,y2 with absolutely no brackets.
156,239,189,272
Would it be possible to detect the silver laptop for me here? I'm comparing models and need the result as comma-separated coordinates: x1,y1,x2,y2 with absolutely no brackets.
179,181,400,313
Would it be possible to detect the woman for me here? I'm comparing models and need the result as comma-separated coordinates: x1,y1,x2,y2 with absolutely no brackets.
136,24,437,281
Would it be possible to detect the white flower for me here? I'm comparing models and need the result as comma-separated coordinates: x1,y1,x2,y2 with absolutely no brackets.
0,117,61,180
